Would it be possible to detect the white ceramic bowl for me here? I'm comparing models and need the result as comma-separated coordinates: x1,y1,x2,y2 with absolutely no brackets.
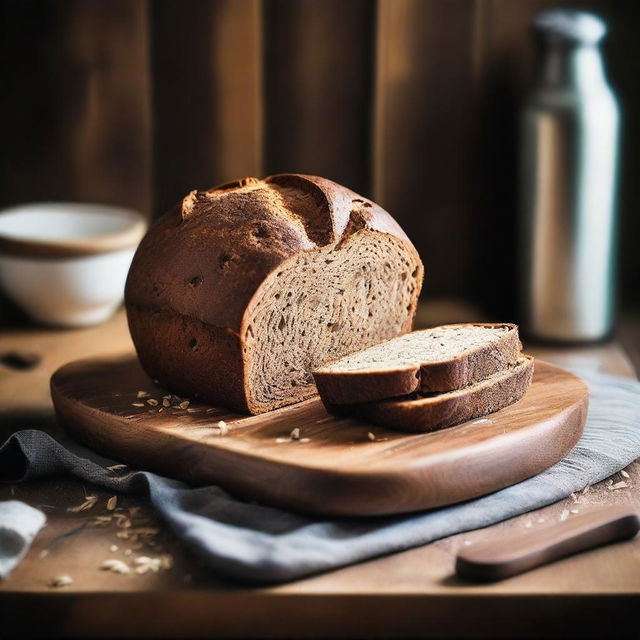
0,203,147,327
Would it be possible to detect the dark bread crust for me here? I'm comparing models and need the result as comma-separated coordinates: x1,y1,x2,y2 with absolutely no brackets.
313,323,522,405
125,174,423,414
125,306,247,411
329,356,534,433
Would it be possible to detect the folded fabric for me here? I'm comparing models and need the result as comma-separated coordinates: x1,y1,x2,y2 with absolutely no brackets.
0,367,638,583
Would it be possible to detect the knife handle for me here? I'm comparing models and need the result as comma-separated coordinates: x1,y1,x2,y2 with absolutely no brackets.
455,505,640,582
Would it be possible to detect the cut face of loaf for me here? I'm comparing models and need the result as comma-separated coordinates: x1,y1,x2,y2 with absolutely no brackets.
331,356,535,433
313,323,521,405
244,232,419,411
125,174,423,414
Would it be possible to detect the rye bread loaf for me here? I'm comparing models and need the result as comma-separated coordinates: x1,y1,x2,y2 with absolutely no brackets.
328,356,535,433
125,174,423,415
313,323,521,405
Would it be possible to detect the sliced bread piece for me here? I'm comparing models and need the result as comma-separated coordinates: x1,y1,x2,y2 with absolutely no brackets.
329,355,534,433
313,323,521,405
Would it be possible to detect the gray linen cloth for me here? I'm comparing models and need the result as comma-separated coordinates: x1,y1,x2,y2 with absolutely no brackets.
1,368,638,583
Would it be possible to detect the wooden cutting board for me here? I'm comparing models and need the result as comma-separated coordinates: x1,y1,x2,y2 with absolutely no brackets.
50,356,588,517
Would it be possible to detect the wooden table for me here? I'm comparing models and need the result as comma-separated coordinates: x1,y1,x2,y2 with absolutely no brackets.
0,307,638,638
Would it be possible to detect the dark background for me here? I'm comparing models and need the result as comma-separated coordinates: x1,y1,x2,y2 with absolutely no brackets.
0,0,638,318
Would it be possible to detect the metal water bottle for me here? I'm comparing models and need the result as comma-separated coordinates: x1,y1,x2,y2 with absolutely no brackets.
518,10,620,341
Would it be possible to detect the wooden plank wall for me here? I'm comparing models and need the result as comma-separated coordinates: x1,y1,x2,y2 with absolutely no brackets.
150,0,263,214
0,0,152,215
0,0,637,312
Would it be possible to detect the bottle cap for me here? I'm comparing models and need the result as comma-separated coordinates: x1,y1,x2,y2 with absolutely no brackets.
533,9,607,45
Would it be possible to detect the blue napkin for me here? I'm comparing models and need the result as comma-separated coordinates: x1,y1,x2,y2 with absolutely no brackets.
1,368,638,583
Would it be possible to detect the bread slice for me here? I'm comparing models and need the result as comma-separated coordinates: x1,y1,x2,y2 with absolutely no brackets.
329,355,534,433
313,323,521,405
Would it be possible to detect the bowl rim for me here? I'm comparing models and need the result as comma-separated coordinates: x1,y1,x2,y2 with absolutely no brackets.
0,202,148,259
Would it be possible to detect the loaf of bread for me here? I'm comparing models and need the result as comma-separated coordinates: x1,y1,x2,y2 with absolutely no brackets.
329,356,535,432
313,323,521,405
125,174,423,414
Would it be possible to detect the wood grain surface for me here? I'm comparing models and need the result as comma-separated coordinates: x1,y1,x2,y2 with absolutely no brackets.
51,356,587,516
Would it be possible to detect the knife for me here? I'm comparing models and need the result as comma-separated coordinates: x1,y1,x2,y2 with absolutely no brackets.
456,505,640,582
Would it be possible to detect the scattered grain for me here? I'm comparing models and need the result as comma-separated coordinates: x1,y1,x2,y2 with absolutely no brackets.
48,574,73,588
106,496,118,511
367,432,376,441
162,398,171,407
290,427,300,441
137,391,149,398
621,469,630,479
524,521,532,528
134,556,162,574
67,495,98,513
187,408,198,413
179,400,190,410
107,464,127,472
132,403,145,408
560,509,570,522
610,481,628,490
147,399,158,406
100,559,131,574
217,420,229,436
570,509,579,514
109,545,118,552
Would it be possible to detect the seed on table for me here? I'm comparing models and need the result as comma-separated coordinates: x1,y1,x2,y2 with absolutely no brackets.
100,559,130,574
48,574,73,588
